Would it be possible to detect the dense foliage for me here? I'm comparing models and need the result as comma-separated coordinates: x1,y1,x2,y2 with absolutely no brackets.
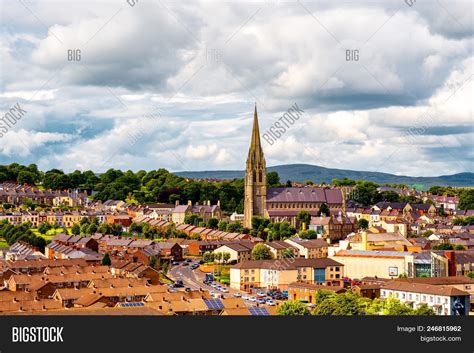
0,163,245,214
278,291,435,316
0,220,46,251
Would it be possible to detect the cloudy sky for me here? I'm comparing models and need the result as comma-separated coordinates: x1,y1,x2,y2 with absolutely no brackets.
0,0,472,176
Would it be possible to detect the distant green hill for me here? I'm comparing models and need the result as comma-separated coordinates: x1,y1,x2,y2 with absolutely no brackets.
175,164,474,188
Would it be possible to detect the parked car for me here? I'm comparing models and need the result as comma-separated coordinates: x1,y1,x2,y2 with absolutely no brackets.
256,291,266,297
220,287,229,293
266,299,276,306
173,280,184,288
248,296,257,302
233,292,242,298
184,287,191,292
171,261,180,266
185,258,192,263
241,295,250,300
256,298,266,304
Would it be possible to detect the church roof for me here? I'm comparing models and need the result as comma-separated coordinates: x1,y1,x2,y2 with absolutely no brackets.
266,187,342,204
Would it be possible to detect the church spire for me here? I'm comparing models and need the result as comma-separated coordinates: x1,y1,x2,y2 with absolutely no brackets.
248,103,264,164
244,103,267,228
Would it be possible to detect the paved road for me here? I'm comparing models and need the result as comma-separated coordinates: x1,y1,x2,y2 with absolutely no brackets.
168,261,278,308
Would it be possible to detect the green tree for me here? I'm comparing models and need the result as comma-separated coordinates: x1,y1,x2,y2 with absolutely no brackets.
313,292,361,316
149,256,156,268
203,251,214,263
71,223,81,235
184,214,203,226
267,171,280,187
161,261,169,274
319,203,329,216
226,221,243,233
382,297,414,315
38,222,51,235
277,301,310,316
222,252,231,264
413,304,435,316
432,243,454,250
422,230,434,237
297,210,311,229
380,191,400,202
207,217,219,229
251,243,272,260
351,181,381,206
217,220,228,231
299,230,318,239
454,244,466,251
357,219,369,230
17,171,37,185
101,253,112,266
281,248,295,258
80,223,89,235
459,189,474,210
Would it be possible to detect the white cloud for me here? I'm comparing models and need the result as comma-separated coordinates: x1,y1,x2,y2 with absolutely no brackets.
0,0,472,177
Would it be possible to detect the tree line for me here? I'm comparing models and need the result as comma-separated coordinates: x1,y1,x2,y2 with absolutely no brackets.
2,163,473,213
277,290,435,316
0,220,46,251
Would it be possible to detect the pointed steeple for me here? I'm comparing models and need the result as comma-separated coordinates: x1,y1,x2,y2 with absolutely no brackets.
244,103,267,228
247,103,265,164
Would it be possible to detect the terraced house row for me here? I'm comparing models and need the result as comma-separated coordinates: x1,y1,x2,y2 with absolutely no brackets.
0,183,87,206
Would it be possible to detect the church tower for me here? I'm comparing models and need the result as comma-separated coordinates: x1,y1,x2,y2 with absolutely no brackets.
244,104,267,228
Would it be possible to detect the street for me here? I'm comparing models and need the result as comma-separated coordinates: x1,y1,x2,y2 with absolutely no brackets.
168,261,276,308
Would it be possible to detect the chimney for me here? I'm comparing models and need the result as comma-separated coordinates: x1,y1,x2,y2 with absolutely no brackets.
187,200,192,206
217,200,220,207
175,200,179,206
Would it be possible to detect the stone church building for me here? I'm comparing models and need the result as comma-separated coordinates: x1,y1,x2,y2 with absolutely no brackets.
243,105,345,229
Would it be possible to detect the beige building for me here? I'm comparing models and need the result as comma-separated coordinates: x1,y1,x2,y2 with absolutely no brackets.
264,241,298,259
230,258,343,292
331,249,415,279
380,281,470,316
213,242,254,263
284,238,328,259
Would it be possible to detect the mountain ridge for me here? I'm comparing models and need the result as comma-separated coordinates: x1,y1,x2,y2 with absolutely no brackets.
175,164,474,188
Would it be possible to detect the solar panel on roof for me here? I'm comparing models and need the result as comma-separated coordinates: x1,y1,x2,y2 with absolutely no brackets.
120,302,144,308
203,299,224,310
249,307,269,316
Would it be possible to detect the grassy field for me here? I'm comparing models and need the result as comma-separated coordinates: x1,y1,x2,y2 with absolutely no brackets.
0,238,9,248
32,227,70,241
